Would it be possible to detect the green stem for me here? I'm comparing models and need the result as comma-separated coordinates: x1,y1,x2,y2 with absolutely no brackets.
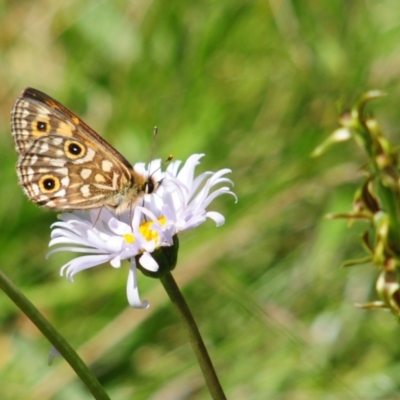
0,270,110,400
375,181,400,251
160,272,226,400
351,92,400,252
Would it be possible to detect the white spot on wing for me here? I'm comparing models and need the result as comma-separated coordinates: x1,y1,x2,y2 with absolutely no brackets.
37,105,51,115
61,176,70,187
80,168,92,179
43,158,66,167
102,160,113,172
31,184,39,196
54,189,66,197
80,184,91,197
54,168,68,175
39,143,49,153
95,173,106,183
27,167,35,178
112,172,119,189
93,183,114,191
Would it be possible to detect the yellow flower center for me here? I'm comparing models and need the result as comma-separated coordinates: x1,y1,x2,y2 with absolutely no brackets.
123,216,167,244
123,233,135,244
140,216,167,241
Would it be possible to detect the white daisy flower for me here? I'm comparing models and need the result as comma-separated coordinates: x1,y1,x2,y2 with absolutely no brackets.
48,154,236,308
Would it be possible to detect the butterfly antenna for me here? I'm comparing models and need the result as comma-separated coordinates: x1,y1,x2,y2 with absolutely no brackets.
148,126,173,177
150,154,173,179
148,126,158,175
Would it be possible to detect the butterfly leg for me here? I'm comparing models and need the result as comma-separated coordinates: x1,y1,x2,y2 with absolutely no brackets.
92,205,105,228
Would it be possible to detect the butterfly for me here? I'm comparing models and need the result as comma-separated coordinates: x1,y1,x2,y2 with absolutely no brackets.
11,88,158,214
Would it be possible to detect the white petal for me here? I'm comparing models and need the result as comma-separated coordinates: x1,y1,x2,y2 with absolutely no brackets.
201,187,236,210
139,252,159,272
110,255,121,268
166,159,182,176
177,154,204,187
105,235,126,251
148,158,162,175
108,218,131,235
181,214,207,230
164,173,188,204
60,254,111,281
137,206,159,223
49,236,92,247
190,171,213,195
46,246,106,259
126,262,149,308
206,211,225,226
162,198,177,224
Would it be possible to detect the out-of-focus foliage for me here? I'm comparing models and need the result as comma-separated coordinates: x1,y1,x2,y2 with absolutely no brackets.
317,91,400,320
1,1,400,399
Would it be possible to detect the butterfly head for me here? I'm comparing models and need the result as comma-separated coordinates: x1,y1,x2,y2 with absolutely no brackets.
109,170,160,215
144,176,161,195
142,154,171,196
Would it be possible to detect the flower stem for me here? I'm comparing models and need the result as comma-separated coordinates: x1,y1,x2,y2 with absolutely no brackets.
0,269,110,400
160,272,226,400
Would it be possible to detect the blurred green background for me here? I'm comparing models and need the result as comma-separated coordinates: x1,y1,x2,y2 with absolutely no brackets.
1,1,400,399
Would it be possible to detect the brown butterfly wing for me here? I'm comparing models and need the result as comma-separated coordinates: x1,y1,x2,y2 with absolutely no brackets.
11,88,143,210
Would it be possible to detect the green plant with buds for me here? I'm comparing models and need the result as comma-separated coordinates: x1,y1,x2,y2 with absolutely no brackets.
314,91,400,316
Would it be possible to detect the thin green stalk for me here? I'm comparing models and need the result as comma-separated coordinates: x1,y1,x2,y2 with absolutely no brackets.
375,181,400,251
0,269,110,400
350,92,400,252
160,272,226,400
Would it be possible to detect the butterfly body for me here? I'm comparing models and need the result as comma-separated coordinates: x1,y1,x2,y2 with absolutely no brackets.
11,88,156,213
